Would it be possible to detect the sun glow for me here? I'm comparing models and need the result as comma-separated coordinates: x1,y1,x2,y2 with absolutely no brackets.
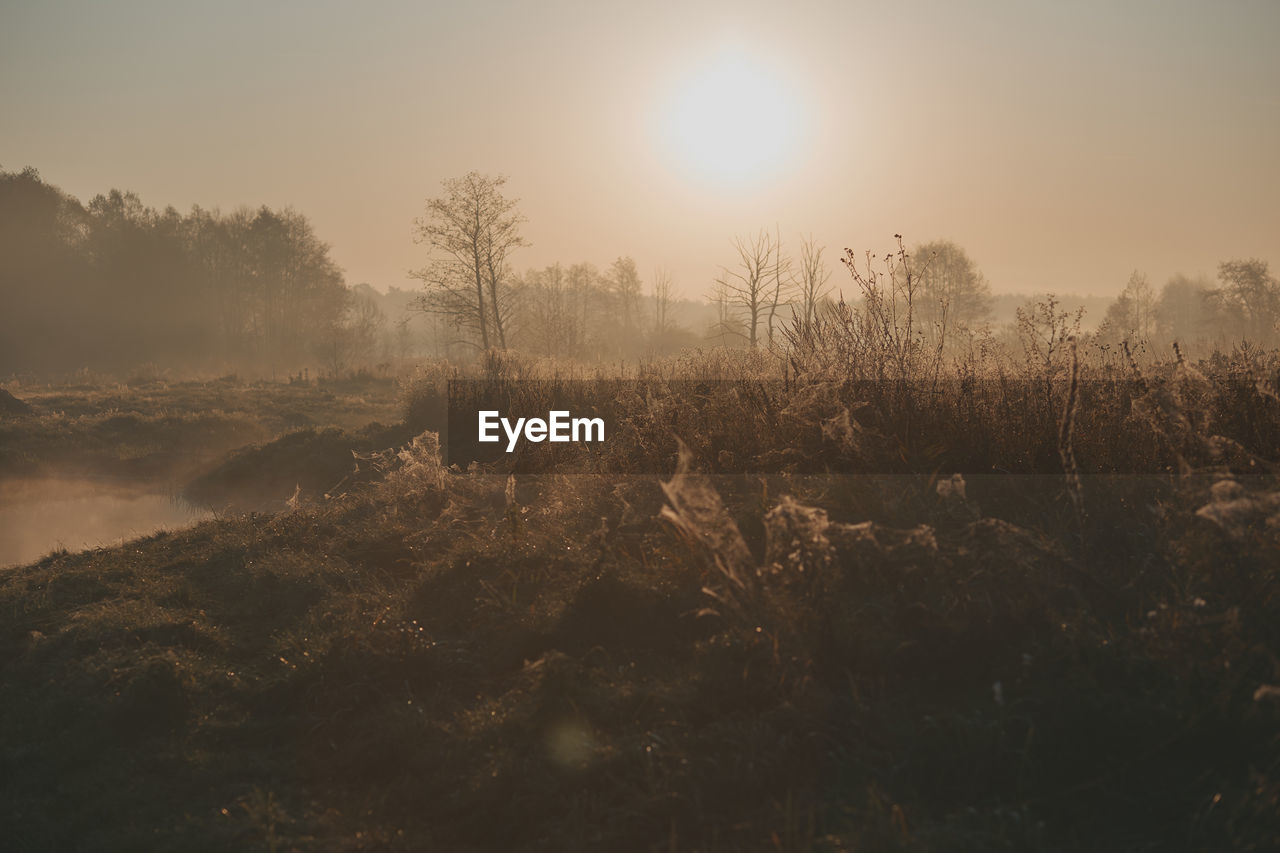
663,50,803,185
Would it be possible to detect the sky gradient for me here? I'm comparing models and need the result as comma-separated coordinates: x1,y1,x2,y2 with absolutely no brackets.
3,0,1278,298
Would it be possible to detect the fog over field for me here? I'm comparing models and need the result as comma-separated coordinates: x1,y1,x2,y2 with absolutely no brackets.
2,2,1280,851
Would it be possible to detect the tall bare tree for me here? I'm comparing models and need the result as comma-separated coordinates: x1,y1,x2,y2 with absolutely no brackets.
713,229,786,349
795,234,831,329
411,172,526,351
763,226,794,347
651,266,675,336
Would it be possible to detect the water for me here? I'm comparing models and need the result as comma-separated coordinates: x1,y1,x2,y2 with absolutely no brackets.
0,477,212,568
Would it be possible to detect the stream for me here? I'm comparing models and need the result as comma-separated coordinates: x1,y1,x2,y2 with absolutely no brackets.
0,476,212,568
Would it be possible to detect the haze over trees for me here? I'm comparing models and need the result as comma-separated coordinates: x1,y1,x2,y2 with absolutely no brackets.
0,167,369,376
4,163,1277,380
409,172,706,360
1213,258,1280,345
1096,270,1156,348
1092,260,1280,353
3,169,1280,853
909,239,994,344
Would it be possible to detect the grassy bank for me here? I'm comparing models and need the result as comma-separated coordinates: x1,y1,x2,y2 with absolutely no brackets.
0,375,403,482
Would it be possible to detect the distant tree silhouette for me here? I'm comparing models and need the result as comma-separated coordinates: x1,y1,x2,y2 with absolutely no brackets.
1097,270,1155,347
651,267,676,337
1154,274,1213,346
1213,258,1279,345
0,167,90,372
608,256,644,339
909,239,993,343
0,166,355,375
514,262,587,358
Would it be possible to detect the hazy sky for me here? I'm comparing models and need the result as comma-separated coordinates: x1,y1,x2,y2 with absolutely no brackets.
3,0,1278,298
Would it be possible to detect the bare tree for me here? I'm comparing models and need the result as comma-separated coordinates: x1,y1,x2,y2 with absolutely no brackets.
393,315,415,363
315,289,385,376
713,229,786,349
567,262,604,355
514,263,589,358
707,279,741,347
651,266,675,336
763,225,795,347
410,172,526,351
795,234,831,329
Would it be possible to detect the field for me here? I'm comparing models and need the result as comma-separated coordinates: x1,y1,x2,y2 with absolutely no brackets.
2,345,1280,852
0,374,404,484
6,0,1277,848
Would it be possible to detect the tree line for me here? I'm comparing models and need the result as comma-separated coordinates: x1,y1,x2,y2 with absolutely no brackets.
6,164,1274,377
1094,262,1280,352
0,166,383,376
411,171,1280,364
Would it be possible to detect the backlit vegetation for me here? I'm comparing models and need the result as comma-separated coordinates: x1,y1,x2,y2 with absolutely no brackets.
3,247,1280,847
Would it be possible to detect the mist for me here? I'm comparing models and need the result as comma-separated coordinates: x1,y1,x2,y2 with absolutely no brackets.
3,2,1280,850
4,164,1276,381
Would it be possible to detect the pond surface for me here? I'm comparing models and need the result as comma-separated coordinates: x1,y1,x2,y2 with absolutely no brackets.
0,477,212,568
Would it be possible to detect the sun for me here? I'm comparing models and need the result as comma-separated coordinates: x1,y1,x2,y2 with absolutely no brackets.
664,51,802,185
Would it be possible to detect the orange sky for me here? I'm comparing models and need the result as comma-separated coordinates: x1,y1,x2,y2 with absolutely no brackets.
3,0,1278,298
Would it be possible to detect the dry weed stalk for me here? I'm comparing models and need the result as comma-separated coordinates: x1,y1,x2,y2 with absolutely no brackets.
1058,338,1085,534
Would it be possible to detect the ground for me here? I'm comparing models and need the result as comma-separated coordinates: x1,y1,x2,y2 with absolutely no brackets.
1,360,1279,851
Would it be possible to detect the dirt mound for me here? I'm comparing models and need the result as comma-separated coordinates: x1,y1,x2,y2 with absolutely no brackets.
184,422,412,511
184,427,363,510
0,388,33,417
